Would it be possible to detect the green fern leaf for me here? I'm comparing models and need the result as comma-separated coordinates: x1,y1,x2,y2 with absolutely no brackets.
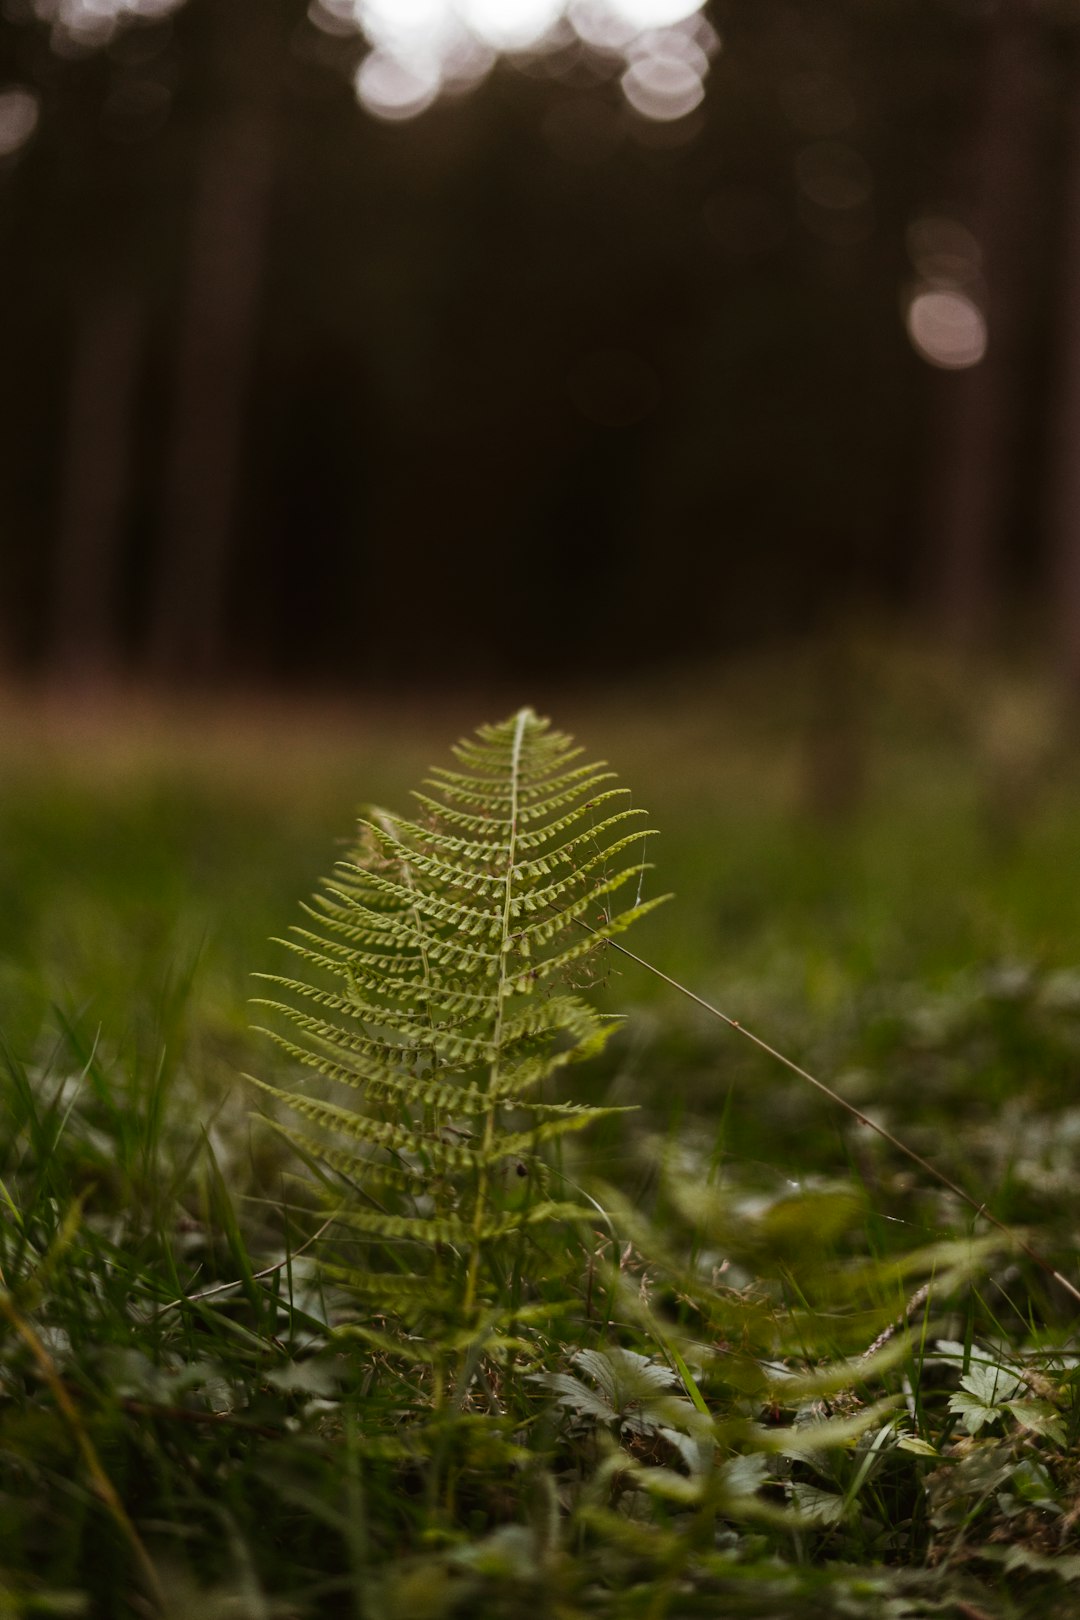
251,708,668,1326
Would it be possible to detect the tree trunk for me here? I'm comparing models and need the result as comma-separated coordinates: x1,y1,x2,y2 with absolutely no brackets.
147,101,276,680
922,0,1044,649
1047,66,1080,702
49,287,144,683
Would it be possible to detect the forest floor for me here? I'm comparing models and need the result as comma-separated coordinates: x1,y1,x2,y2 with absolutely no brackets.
1,642,1080,1618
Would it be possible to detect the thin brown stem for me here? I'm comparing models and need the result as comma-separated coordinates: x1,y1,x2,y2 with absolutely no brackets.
153,1210,338,1317
584,925,1080,1309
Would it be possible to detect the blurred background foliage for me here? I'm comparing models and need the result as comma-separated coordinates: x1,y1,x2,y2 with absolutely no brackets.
2,0,1079,689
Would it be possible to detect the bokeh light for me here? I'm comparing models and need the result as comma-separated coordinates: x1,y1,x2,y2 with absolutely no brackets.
569,0,639,51
461,0,564,49
335,0,718,123
906,288,988,370
906,215,982,285
903,214,987,370
33,0,184,50
0,87,40,159
354,51,443,120
621,51,703,122
613,0,700,27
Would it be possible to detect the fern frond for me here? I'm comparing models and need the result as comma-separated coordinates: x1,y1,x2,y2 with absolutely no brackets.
333,1199,595,1246
509,893,671,993
247,1074,481,1173
422,769,617,813
260,1119,432,1194
410,794,513,836
512,790,637,851
251,974,476,1039
252,1022,490,1115
250,708,667,1326
317,1265,441,1302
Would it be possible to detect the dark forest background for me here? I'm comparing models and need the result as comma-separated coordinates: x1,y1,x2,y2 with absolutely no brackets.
2,0,1079,691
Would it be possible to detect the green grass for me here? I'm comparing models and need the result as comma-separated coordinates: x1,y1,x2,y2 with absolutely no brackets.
2,648,1080,1617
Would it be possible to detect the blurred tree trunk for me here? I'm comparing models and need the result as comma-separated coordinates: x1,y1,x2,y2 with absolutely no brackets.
922,0,1043,649
147,3,278,681
1047,67,1080,704
49,287,143,682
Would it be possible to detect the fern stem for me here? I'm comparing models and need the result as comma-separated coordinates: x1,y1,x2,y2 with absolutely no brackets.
463,707,530,1323
589,927,1080,1310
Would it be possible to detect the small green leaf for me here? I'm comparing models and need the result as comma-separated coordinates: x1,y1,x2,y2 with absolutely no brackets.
948,1390,1000,1434
788,1482,848,1525
1006,1398,1067,1445
895,1434,940,1457
998,1546,1080,1582
530,1371,617,1423
718,1452,772,1496
958,1362,1020,1406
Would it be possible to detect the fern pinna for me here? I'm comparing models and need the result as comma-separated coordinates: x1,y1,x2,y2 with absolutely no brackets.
250,708,666,1324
